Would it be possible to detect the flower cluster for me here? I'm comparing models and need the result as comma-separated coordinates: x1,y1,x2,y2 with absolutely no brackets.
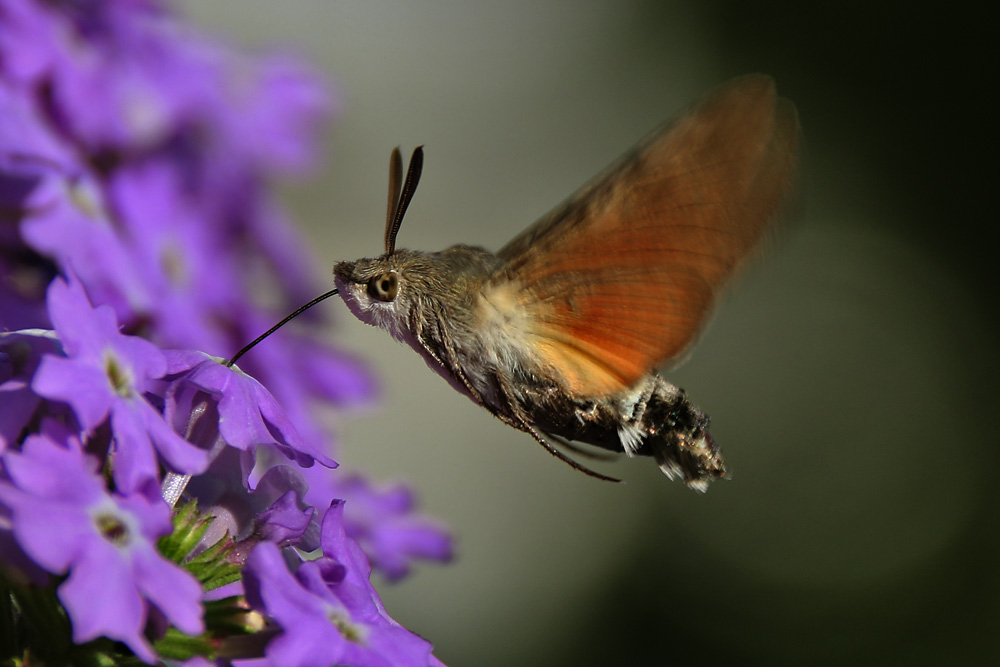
1,1,450,664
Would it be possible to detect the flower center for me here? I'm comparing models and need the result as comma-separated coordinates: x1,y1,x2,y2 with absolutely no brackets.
329,612,366,644
124,86,168,145
67,176,105,221
95,513,131,546
103,351,134,397
160,241,189,288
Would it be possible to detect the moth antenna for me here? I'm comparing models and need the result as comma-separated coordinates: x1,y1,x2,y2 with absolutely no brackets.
384,147,403,253
384,145,424,255
226,288,341,368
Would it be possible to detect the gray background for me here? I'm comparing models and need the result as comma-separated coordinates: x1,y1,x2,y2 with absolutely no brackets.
181,2,995,664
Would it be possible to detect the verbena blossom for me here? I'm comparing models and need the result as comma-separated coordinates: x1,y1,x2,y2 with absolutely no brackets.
243,501,442,667
32,273,209,493
0,1,451,664
0,419,203,662
163,348,337,470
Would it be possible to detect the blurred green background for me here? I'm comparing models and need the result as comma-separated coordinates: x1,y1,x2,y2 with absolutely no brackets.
181,1,995,664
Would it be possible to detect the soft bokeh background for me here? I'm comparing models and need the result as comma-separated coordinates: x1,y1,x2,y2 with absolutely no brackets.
181,2,995,664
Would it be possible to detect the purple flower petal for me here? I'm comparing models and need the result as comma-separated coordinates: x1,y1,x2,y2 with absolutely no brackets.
44,268,123,359
0,494,95,573
109,400,162,495
60,539,153,662
42,2,212,153
214,53,333,174
255,490,314,547
2,423,100,506
0,511,49,586
254,464,309,503
138,397,209,475
131,540,204,636
32,354,114,430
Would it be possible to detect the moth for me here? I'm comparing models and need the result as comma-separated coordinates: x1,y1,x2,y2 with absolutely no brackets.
332,74,799,490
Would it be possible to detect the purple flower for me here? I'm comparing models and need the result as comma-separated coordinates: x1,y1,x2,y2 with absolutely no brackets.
0,79,97,328
10,0,211,153
186,458,319,558
20,166,148,320
303,470,453,581
163,348,337,470
31,273,208,492
205,52,333,176
13,154,148,327
0,419,204,663
244,501,441,667
107,161,244,353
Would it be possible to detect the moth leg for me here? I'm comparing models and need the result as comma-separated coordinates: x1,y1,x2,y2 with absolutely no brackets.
410,310,500,414
489,369,621,483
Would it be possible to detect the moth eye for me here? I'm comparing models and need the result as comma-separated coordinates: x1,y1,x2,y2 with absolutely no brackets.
367,272,398,302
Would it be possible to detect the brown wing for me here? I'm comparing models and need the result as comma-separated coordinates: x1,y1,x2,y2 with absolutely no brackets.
493,74,800,397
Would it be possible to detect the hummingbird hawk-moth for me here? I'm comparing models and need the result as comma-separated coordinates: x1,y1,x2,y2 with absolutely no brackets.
332,74,799,490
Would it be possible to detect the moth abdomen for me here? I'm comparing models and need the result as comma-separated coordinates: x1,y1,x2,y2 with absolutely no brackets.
633,378,726,490
520,373,726,489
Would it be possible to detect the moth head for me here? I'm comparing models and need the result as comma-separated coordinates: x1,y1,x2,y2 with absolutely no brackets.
333,146,425,340
333,251,422,337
